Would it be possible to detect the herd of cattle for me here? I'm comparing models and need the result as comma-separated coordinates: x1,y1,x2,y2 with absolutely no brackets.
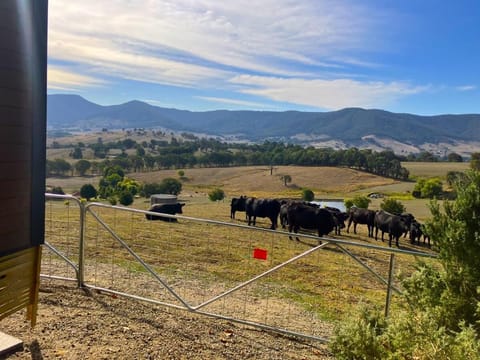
144,196,430,248
230,196,430,247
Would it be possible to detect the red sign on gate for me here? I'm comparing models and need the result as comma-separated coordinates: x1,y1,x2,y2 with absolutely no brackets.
253,248,268,260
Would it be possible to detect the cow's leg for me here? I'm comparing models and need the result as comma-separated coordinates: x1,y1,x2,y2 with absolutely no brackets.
346,218,352,233
294,226,300,241
374,226,378,241
288,224,294,240
353,222,358,234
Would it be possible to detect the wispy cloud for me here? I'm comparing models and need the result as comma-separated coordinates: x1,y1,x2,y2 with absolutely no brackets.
48,1,426,110
456,85,477,92
195,96,273,109
48,66,106,90
49,1,386,82
230,75,429,110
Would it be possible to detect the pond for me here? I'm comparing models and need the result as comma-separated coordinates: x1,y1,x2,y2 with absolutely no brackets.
310,199,346,212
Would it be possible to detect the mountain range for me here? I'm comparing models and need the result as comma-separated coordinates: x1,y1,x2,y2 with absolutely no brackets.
47,94,480,156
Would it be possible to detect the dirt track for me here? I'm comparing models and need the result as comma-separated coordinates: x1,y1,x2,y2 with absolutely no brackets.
1,283,333,359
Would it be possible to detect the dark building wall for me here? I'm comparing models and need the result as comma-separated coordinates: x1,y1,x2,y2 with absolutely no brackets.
0,0,48,256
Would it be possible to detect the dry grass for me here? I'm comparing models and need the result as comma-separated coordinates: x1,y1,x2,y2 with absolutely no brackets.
402,161,469,178
47,165,400,197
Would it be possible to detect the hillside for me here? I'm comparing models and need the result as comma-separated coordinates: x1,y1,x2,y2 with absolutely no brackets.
47,94,480,156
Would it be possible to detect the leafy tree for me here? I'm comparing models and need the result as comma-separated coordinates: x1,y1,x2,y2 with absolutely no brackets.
50,186,65,195
345,195,371,210
158,178,182,195
301,188,315,201
117,177,141,196
75,159,91,176
446,171,467,187
70,146,83,159
80,184,97,201
379,198,405,214
178,170,185,178
50,158,71,176
331,170,480,358
447,152,463,162
140,182,164,198
414,178,443,199
118,191,134,206
470,152,480,170
208,188,225,201
280,174,292,186
136,145,145,157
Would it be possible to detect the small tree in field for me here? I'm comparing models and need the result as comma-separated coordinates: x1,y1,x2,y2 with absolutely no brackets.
345,195,371,210
208,188,225,202
301,188,314,201
280,174,292,186
118,191,134,206
380,198,405,214
80,184,97,201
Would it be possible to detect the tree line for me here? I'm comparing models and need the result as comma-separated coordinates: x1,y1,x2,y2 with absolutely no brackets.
47,138,416,180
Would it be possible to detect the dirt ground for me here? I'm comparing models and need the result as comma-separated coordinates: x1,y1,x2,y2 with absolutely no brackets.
1,283,333,359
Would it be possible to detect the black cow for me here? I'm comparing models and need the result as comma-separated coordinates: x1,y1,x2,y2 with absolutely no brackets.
409,220,431,247
286,203,335,242
346,207,376,237
325,206,348,235
400,212,416,238
230,196,247,219
145,202,185,222
279,203,289,228
279,200,318,229
245,197,281,230
374,210,410,247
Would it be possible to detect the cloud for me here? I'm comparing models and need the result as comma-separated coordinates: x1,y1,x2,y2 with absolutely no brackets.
48,1,387,87
48,67,106,90
230,75,428,110
456,85,477,92
195,96,273,109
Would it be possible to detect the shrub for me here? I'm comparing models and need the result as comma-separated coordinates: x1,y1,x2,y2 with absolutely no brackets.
80,184,97,201
118,191,133,206
344,195,371,210
380,198,405,215
413,178,443,199
50,186,65,195
331,170,480,358
159,178,182,195
208,188,225,202
301,188,314,201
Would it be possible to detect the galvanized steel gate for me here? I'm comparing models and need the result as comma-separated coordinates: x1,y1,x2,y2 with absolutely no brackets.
42,194,436,342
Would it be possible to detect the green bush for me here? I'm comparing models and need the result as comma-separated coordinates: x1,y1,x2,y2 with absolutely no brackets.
118,191,133,206
380,198,406,215
208,188,225,202
330,170,480,359
301,188,314,201
344,195,371,210
413,178,443,199
80,184,97,201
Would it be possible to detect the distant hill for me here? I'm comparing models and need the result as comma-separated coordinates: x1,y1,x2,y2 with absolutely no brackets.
47,94,480,156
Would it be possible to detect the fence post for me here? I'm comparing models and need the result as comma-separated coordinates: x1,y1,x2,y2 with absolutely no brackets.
384,253,395,318
78,200,86,287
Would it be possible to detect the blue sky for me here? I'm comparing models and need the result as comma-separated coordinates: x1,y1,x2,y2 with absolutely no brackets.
47,1,480,115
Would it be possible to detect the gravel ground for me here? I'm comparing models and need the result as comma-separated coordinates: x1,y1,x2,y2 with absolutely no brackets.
1,283,333,359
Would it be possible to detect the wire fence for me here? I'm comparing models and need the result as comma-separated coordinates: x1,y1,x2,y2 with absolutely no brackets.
41,194,437,342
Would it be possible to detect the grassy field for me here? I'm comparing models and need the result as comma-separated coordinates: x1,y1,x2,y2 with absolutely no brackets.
402,161,469,178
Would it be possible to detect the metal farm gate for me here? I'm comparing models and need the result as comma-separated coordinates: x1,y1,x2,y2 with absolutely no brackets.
42,194,437,342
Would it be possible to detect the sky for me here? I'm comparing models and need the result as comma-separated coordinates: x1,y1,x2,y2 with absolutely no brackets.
47,0,480,115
